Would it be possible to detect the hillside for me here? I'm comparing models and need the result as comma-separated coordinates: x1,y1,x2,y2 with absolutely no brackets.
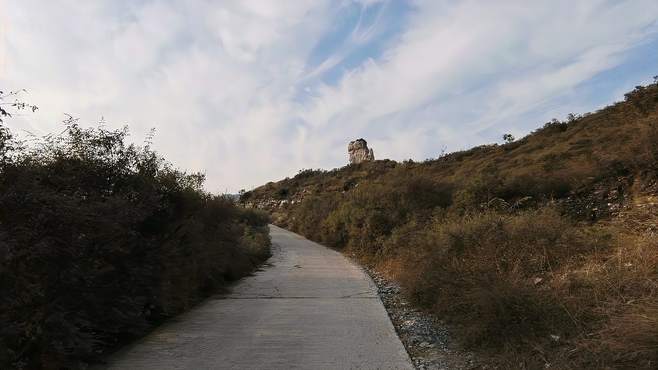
246,81,658,369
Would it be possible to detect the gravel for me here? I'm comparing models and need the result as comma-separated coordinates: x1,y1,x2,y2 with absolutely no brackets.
365,268,478,370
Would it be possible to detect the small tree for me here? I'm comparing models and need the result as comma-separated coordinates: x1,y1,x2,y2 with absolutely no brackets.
0,89,38,124
566,113,581,123
502,133,515,143
1,90,37,164
238,188,252,206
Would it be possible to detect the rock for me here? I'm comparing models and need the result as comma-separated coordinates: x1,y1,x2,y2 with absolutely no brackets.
348,138,375,164
363,264,477,369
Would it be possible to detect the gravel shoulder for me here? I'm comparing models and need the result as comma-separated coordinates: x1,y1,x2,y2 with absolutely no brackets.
363,267,478,370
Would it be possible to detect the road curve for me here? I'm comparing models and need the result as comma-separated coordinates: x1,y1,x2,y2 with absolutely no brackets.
100,225,413,369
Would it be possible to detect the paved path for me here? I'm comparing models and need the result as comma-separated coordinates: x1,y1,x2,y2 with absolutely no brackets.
101,225,412,369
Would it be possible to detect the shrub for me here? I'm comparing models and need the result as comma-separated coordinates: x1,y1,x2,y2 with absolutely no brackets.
0,122,270,369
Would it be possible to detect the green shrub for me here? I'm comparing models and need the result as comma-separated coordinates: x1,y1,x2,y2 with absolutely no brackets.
0,122,270,369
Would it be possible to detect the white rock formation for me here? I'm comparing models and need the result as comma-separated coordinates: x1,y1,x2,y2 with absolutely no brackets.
348,138,375,164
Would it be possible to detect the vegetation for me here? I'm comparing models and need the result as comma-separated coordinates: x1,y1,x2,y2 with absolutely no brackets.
0,113,271,369
248,81,658,368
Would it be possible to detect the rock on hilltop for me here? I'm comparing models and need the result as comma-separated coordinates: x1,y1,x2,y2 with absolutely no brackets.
348,138,375,164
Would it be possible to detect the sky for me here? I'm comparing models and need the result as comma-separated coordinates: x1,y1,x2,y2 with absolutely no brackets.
1,0,657,192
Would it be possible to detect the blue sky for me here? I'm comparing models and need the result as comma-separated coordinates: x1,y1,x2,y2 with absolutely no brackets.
1,0,658,192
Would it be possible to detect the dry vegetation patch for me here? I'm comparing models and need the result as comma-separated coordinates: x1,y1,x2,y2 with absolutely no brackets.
248,81,658,368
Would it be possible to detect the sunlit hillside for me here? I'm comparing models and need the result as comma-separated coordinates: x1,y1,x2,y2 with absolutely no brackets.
247,80,658,368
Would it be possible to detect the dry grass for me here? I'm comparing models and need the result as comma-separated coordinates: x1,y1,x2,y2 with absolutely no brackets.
601,304,658,367
247,81,658,368
382,209,658,369
568,233,658,369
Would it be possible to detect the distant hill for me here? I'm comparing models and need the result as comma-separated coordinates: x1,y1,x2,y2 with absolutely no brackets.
248,81,658,220
246,80,658,369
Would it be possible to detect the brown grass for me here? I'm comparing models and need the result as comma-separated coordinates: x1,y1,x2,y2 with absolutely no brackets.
377,209,657,369
247,80,658,368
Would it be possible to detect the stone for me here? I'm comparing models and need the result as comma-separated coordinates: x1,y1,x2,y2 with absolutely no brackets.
348,138,375,164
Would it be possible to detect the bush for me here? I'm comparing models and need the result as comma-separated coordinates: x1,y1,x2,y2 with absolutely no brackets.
394,208,607,345
0,122,271,369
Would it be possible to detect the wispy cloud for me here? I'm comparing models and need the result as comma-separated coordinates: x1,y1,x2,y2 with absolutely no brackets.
1,0,657,191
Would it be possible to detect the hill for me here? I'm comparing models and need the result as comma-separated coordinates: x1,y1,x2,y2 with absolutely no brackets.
246,80,658,369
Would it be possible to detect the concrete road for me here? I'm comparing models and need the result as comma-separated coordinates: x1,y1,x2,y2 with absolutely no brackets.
101,225,413,370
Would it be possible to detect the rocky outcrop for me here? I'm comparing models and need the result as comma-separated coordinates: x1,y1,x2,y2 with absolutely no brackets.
348,138,375,164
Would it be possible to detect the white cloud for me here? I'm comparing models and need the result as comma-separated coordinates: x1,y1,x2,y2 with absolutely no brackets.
1,0,657,192
300,0,658,161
